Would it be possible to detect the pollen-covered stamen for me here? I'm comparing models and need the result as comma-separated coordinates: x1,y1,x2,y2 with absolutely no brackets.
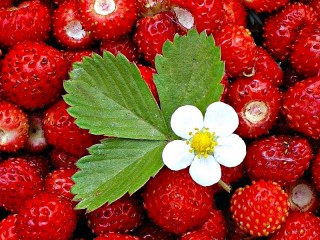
189,128,217,158
94,0,116,15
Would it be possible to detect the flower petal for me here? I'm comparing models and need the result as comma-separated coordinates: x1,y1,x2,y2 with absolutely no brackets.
162,140,194,170
171,105,204,139
189,155,221,186
204,102,239,137
214,134,246,167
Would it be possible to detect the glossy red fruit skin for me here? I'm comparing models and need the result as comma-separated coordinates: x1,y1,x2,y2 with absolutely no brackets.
137,65,159,103
270,211,320,239
142,168,214,234
100,35,140,63
244,135,313,186
63,49,95,72
290,23,320,78
214,24,256,77
86,194,143,235
44,168,77,202
0,158,43,213
95,233,139,240
226,77,281,139
42,99,101,157
0,214,17,240
282,76,320,139
1,42,68,110
0,0,14,9
311,151,320,193
79,0,138,40
134,11,178,65
50,148,79,170
15,192,77,240
220,0,247,27
0,101,29,152
0,1,51,48
18,153,51,178
230,180,290,237
136,221,176,240
263,3,317,60
243,0,289,13
53,0,93,49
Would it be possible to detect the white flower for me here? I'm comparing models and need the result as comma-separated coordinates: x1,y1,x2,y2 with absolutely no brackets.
162,101,246,187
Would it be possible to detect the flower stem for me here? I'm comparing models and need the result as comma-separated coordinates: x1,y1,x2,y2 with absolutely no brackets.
218,180,231,193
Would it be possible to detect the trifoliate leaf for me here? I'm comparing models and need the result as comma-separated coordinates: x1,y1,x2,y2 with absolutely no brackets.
63,52,169,140
154,30,224,129
71,138,166,212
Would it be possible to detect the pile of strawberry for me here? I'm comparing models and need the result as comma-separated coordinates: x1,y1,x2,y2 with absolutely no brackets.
0,0,319,239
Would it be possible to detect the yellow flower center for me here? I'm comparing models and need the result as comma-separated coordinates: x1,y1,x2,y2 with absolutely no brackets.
188,128,217,158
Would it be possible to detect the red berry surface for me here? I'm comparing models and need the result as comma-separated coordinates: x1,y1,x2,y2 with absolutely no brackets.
0,214,17,240
243,0,289,13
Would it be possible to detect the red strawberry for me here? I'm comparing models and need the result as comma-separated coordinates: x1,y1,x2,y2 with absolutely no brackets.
86,194,143,235
220,0,247,27
134,11,178,65
137,65,159,103
15,192,77,240
42,99,101,157
0,1,51,48
50,148,79,170
243,0,289,13
311,151,320,193
95,233,139,240
25,112,47,153
290,23,320,78
281,76,320,139
270,211,320,239
0,158,43,213
136,221,176,240
100,35,140,63
53,0,94,49
0,0,14,9
0,214,17,240
1,41,68,110
142,168,214,234
79,0,138,40
244,135,313,186
137,0,171,17
263,3,317,60
311,0,320,20
44,168,77,202
0,101,29,152
230,180,289,237
181,209,227,240
214,24,257,77
63,49,95,71
226,77,281,138
17,153,51,177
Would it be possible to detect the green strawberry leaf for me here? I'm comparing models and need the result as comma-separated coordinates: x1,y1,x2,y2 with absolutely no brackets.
72,138,166,212
154,30,225,129
63,52,169,140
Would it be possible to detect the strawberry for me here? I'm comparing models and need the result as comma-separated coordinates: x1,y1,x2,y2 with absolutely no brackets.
263,3,317,60
1,41,68,110
270,211,320,239
0,214,17,240
142,167,214,234
134,11,178,65
63,49,95,72
311,151,320,193
244,135,313,186
86,194,143,235
226,77,281,139
290,23,320,78
0,0,14,9
242,0,289,13
220,0,247,27
282,76,320,139
137,0,171,17
0,101,29,152
79,0,138,40
230,180,290,237
25,112,47,153
44,168,77,202
15,192,77,240
311,0,320,20
137,65,159,103
136,221,176,240
214,24,257,77
0,1,51,48
0,158,43,213
42,99,101,157
100,35,140,63
181,209,227,240
17,153,51,177
251,47,283,87
95,233,139,240
53,0,94,50
50,148,79,170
